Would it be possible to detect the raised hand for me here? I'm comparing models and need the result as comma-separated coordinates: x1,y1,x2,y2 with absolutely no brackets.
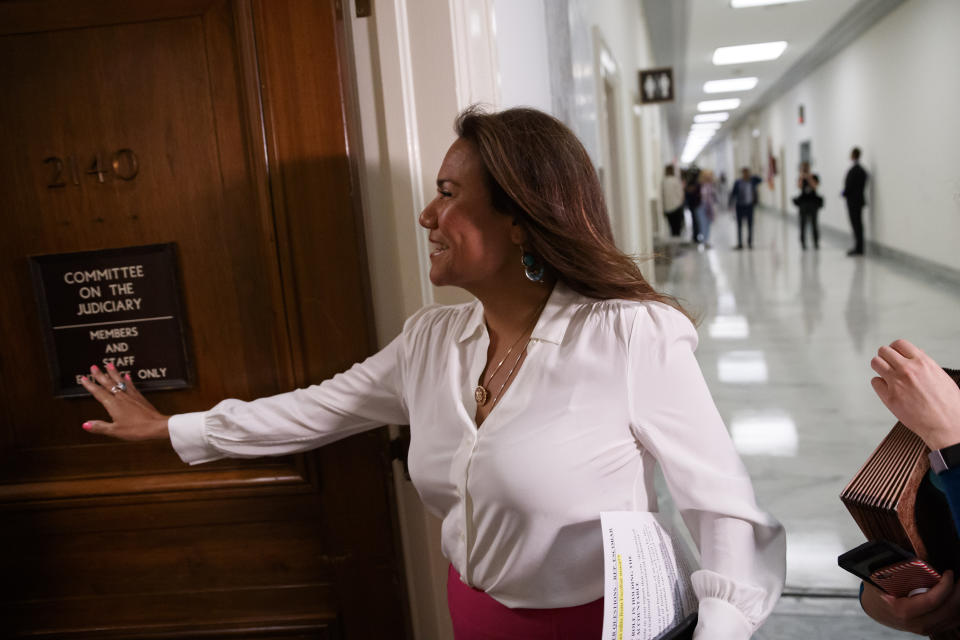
870,339,960,450
79,363,169,441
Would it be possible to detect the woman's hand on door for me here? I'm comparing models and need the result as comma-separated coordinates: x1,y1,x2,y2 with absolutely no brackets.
80,363,170,441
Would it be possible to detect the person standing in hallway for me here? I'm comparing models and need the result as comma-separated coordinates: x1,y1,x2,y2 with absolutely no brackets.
78,106,786,640
859,339,960,634
684,168,702,244
843,147,868,256
728,167,762,250
794,161,821,250
697,170,718,248
661,165,685,238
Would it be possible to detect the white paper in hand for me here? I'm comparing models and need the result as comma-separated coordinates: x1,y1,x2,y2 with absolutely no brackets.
601,511,698,640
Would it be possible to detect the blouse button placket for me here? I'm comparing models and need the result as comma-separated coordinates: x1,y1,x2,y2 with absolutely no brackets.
461,431,480,583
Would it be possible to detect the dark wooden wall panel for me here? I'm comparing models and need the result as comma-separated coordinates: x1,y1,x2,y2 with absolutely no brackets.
0,0,409,637
251,0,378,383
0,2,290,466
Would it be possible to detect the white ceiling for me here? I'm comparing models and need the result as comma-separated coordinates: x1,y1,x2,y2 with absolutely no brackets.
682,0,860,135
646,0,878,161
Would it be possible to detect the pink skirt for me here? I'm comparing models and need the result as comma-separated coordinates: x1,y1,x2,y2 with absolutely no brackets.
446,564,604,639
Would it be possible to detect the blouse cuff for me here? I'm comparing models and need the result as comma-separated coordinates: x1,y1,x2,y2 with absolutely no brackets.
168,411,222,465
693,597,754,640
692,569,768,630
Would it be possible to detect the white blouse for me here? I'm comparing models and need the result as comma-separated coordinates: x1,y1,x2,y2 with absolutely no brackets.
169,282,785,638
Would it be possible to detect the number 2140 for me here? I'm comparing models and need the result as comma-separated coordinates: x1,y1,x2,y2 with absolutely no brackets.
44,149,139,188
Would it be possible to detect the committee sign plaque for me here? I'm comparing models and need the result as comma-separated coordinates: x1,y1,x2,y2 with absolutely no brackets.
30,243,193,397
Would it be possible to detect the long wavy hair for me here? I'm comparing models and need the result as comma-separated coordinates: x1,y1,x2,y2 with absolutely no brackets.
454,105,688,318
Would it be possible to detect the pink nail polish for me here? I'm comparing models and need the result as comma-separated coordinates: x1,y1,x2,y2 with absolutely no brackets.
90,365,99,373
80,376,88,383
82,422,92,431
124,373,131,380
106,363,115,370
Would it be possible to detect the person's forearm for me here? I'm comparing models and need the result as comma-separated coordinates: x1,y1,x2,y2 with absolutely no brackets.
147,416,170,440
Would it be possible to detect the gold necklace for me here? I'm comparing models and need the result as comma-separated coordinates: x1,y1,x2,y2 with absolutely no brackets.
474,299,546,407
488,344,528,408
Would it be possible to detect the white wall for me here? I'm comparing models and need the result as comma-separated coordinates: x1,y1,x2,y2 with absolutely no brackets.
712,0,960,270
492,0,552,112
493,0,669,257
577,0,666,259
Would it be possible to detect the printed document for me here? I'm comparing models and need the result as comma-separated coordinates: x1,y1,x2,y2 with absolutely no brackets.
601,511,698,640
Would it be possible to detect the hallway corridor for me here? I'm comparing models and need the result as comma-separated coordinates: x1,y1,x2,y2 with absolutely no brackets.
655,207,960,638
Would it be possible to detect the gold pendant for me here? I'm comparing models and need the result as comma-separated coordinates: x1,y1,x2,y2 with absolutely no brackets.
474,385,489,406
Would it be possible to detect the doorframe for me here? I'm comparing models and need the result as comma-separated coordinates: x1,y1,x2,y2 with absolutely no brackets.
593,29,628,247
339,1,502,637
633,102,655,246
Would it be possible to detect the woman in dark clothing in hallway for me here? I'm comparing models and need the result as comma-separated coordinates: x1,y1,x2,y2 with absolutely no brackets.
795,161,821,250
683,168,702,244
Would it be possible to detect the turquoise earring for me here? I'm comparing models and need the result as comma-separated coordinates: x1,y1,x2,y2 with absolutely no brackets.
521,250,545,282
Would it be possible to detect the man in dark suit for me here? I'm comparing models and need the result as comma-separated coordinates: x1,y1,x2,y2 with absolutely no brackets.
728,167,761,250
843,147,868,256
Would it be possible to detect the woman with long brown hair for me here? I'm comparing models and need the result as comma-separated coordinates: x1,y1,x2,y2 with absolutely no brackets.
81,106,784,639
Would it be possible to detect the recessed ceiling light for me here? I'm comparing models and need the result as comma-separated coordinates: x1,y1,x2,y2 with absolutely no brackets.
694,112,730,123
731,0,809,7
704,77,759,93
692,122,722,131
681,140,710,164
713,41,788,65
698,98,741,112
682,134,710,149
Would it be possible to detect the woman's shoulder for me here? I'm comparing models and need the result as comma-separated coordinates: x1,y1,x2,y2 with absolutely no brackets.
628,300,694,332
622,301,699,360
402,300,481,344
572,296,695,343
580,295,687,317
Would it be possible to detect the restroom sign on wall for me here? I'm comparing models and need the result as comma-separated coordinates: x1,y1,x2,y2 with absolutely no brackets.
639,67,674,104
29,243,194,397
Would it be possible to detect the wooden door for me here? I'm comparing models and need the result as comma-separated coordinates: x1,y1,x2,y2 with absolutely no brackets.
0,1,410,637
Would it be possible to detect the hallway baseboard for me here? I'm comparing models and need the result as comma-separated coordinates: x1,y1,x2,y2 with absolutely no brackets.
759,206,960,289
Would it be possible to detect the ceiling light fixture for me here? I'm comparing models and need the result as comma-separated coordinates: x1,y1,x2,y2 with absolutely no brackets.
704,77,759,93
731,0,809,8
692,122,722,131
681,132,714,164
698,98,741,112
713,41,787,65
681,143,709,164
694,112,729,123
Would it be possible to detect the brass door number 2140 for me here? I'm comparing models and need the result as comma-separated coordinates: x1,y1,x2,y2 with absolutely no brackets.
44,149,139,188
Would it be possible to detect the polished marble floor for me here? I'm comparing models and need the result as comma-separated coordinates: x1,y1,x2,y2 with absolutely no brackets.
653,207,960,637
